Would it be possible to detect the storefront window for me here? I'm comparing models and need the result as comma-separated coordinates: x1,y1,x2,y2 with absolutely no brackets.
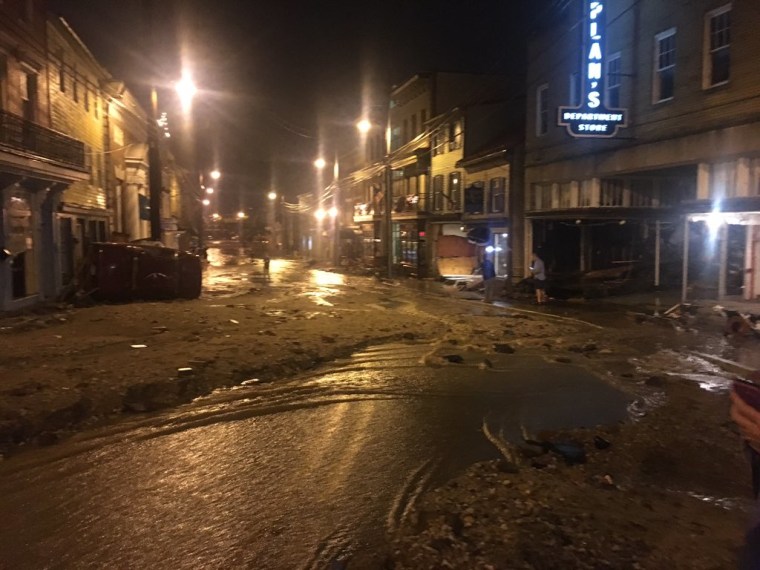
7,192,37,298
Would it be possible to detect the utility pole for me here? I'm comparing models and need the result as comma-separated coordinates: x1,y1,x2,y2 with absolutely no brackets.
143,0,162,242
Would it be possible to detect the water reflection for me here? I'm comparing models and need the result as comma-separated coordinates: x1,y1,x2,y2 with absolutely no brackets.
310,270,345,287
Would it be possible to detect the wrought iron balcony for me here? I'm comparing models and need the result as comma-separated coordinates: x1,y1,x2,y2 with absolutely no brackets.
0,110,85,169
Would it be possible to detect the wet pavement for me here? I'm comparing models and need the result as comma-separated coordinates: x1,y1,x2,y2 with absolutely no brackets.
0,342,630,569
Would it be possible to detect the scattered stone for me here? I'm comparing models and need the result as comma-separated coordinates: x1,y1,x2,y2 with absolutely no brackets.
152,326,168,334
594,436,611,450
177,367,194,378
555,357,572,364
493,343,515,354
442,354,464,364
645,375,665,387
130,344,148,349
321,335,337,343
229,319,240,325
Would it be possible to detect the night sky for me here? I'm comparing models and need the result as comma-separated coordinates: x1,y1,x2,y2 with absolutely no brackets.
49,0,543,212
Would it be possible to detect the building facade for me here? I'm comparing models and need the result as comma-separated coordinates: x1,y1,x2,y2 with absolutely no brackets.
47,16,110,287
346,72,517,278
428,103,524,281
0,0,88,311
525,0,760,300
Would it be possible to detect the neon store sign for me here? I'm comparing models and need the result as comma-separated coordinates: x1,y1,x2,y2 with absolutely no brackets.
558,1,627,138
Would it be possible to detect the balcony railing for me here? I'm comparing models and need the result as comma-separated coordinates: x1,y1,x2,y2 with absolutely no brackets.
0,110,85,169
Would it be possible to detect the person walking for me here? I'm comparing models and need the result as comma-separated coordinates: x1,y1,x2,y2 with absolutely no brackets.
263,254,271,279
530,251,547,304
480,255,498,303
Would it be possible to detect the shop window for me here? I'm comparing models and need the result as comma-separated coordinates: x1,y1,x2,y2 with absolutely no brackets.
490,177,506,213
704,4,731,88
606,53,621,108
465,182,485,214
58,50,66,92
448,120,462,151
536,84,549,136
569,72,582,106
7,193,37,298
654,28,676,102
448,172,462,211
433,175,444,211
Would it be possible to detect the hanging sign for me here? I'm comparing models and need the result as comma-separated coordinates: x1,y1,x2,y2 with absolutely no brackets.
558,1,627,138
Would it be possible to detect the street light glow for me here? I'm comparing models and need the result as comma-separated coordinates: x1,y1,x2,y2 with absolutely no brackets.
314,208,326,221
237,211,246,219
267,191,277,201
314,158,326,170
210,170,221,180
206,187,214,194
175,71,197,114
328,206,338,218
356,119,372,134
202,199,210,206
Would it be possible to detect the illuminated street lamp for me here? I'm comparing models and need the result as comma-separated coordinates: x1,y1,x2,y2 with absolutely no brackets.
210,170,221,180
356,119,372,134
328,206,338,219
202,198,210,206
267,191,277,201
175,71,197,114
206,187,214,195
314,157,326,170
314,208,326,221
237,211,246,219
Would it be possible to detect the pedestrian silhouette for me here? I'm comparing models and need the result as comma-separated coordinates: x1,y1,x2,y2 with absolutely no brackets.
263,255,271,280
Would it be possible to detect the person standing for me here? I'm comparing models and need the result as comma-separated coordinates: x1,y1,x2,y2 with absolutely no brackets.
530,251,547,304
480,255,498,303
263,254,271,279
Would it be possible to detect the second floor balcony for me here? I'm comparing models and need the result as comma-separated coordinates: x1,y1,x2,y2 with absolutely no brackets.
0,110,86,170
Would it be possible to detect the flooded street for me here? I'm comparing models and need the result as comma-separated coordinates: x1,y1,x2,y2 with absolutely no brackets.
0,342,629,568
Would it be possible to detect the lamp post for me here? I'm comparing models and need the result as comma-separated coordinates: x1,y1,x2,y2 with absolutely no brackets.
314,156,341,265
267,191,277,255
356,118,393,278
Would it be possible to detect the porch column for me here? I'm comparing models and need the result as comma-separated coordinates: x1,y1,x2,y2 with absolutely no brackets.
746,224,756,301
580,224,590,272
718,223,728,300
681,216,690,302
654,220,661,288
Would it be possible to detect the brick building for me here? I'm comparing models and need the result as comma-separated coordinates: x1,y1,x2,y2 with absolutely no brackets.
524,0,760,300
0,0,88,311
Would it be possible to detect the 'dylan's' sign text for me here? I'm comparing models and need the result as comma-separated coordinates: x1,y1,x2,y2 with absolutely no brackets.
558,1,627,138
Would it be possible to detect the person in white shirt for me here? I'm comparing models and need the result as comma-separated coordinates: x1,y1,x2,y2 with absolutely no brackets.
530,252,547,304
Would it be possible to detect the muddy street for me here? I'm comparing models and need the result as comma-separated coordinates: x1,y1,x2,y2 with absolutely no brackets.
1,249,758,568
0,342,631,568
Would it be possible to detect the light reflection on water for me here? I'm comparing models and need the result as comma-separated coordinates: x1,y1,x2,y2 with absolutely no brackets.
310,270,345,287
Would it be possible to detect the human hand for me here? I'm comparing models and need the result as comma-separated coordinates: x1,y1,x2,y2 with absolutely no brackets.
730,389,760,453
